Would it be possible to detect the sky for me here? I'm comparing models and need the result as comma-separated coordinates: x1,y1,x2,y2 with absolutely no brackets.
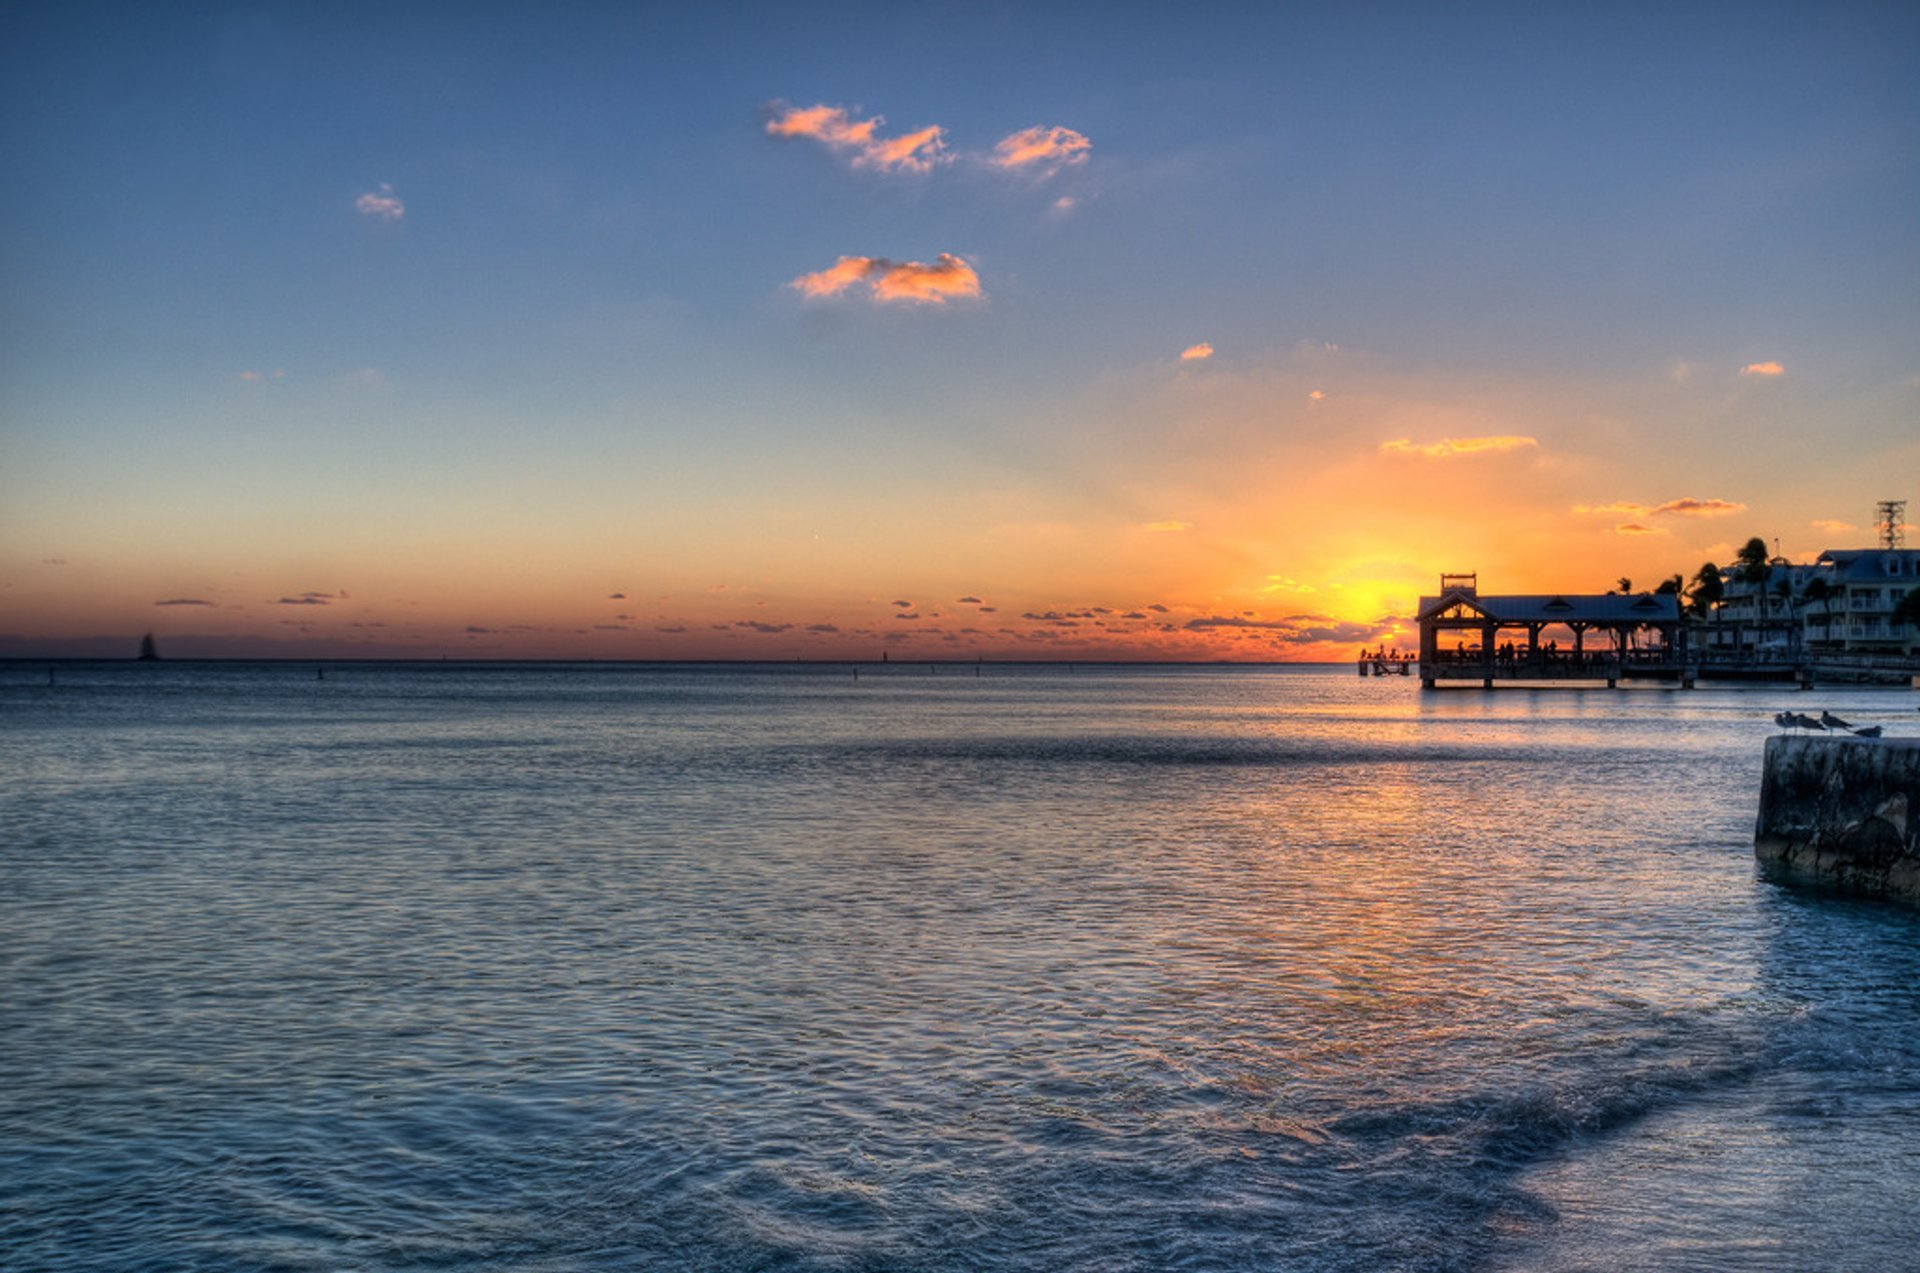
2,1,1916,660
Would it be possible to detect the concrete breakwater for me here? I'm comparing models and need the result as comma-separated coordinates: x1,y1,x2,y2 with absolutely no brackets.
1756,734,1920,902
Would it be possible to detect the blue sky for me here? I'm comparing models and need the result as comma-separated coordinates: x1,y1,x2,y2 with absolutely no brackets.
3,2,1916,658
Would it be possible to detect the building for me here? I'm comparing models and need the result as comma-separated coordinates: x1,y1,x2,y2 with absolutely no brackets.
1691,547,1920,660
1801,548,1920,655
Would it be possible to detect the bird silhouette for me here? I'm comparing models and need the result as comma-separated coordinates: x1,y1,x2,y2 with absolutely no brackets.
1791,713,1827,732
1852,725,1883,738
1819,711,1852,731
1773,711,1797,731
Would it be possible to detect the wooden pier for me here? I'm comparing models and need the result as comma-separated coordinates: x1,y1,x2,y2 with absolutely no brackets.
1409,574,1688,690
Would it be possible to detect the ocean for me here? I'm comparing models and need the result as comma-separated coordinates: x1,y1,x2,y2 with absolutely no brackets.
3,661,1917,1271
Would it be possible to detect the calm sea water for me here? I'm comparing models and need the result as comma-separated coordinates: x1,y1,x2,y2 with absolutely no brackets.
3,661,1917,1272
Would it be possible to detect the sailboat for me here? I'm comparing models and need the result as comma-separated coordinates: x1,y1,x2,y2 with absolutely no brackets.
137,632,161,661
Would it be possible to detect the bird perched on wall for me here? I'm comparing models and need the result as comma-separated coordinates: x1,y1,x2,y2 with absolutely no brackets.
1819,711,1852,731
1791,713,1827,732
1773,711,1797,731
1852,725,1883,738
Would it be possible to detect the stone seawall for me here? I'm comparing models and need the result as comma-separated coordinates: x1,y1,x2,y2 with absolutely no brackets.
1756,735,1920,902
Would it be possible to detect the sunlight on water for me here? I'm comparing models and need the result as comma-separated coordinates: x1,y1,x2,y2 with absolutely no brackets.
3,663,1917,1270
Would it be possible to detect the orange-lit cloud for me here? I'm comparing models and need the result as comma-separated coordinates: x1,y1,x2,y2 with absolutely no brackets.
1810,518,1857,535
355,184,404,220
1142,520,1193,532
1307,389,1325,400
1380,435,1538,458
1574,496,1744,520
1613,522,1664,535
1180,343,1214,361
235,369,285,382
991,125,1091,174
790,253,982,304
765,102,947,173
1649,497,1745,517
1742,360,1785,377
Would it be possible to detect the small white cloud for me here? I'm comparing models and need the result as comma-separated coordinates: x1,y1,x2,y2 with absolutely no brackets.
355,184,405,220
1741,360,1785,377
1180,343,1214,362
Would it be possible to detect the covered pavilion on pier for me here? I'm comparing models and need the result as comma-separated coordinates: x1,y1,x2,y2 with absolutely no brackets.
1413,574,1689,688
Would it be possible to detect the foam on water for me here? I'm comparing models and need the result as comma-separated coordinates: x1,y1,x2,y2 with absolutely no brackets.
3,662,1918,1270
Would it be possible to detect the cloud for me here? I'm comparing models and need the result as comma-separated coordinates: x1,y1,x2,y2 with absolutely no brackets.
1180,343,1214,362
276,590,343,606
1574,501,1651,516
1380,435,1539,459
991,125,1091,174
1809,519,1857,535
1142,520,1193,532
608,592,626,600
42,557,67,565
892,599,914,608
235,369,285,382
1308,389,1326,401
735,621,794,634
1649,497,1745,517
765,102,947,173
957,596,982,604
1051,196,1077,215
1741,361,1785,377
155,598,214,606
806,623,840,634
790,253,982,304
355,184,404,220
1613,523,1664,536
1183,614,1402,644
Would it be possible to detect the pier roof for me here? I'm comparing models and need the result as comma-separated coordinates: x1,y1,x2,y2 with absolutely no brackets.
1416,590,1679,626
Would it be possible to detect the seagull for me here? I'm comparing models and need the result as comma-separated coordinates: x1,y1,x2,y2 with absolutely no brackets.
1852,725,1883,738
1819,711,1852,731
1791,713,1827,732
1774,711,1797,732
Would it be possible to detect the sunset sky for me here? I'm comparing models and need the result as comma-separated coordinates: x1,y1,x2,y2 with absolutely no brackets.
3,3,1916,660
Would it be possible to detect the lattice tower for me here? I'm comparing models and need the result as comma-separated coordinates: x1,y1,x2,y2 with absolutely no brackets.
1875,499,1907,550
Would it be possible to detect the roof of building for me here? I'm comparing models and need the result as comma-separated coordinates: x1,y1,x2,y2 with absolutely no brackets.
1814,548,1920,582
1416,590,1681,625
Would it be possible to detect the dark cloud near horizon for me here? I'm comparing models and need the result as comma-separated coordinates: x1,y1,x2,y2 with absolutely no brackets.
155,598,214,606
892,599,913,608
608,592,627,599
736,621,795,634
957,596,982,604
806,623,840,633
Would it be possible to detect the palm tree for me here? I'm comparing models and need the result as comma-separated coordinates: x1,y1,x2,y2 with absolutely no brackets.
1894,586,1920,631
1616,576,1633,595
1687,561,1724,620
1734,537,1772,650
